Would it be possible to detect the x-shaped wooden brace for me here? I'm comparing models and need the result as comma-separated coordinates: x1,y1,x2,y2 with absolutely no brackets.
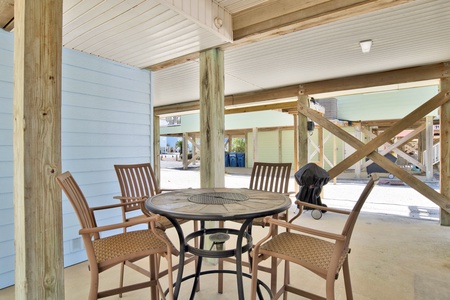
298,88,450,213
361,124,426,171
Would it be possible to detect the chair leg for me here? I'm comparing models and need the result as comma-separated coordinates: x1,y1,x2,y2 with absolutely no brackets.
194,220,200,292
342,258,353,300
119,261,125,298
149,254,158,300
250,254,260,300
270,256,278,293
283,260,289,300
218,220,224,294
165,253,174,300
325,273,336,300
88,268,99,300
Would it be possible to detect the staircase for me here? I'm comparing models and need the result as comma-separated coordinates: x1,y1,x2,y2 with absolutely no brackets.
423,142,440,165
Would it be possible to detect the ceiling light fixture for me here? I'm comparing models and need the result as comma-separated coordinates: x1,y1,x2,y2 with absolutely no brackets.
359,39,373,53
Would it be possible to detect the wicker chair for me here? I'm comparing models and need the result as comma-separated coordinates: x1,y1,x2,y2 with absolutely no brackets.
219,162,292,292
114,162,189,230
250,175,378,300
56,171,176,300
114,163,197,294
247,162,292,224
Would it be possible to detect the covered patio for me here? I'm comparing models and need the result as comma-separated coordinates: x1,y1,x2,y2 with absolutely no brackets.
1,167,449,299
1,0,450,299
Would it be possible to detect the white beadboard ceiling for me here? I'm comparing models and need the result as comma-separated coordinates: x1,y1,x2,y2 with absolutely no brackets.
62,0,235,67
153,0,450,107
59,0,450,108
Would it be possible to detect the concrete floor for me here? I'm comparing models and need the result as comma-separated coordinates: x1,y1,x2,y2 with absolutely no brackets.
1,164,450,299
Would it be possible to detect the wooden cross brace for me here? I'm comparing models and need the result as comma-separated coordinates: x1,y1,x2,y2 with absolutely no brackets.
297,88,450,213
361,124,426,171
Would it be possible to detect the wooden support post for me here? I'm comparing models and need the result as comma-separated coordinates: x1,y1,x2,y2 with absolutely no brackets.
14,0,64,298
333,135,337,184
182,132,188,170
200,48,225,266
153,114,161,186
200,48,224,188
297,89,308,168
278,129,283,163
425,116,434,181
245,133,249,168
354,124,362,179
293,115,298,172
318,125,324,167
418,130,426,164
440,77,450,225
252,127,258,164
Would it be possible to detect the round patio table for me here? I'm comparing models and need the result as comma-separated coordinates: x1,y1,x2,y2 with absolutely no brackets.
145,187,292,300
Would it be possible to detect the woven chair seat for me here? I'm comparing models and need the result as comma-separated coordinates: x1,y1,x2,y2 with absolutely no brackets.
157,215,189,230
233,211,288,227
233,217,267,227
260,232,348,276
127,214,188,230
93,229,175,264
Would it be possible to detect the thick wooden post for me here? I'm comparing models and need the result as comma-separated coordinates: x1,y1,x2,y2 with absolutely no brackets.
153,114,161,186
14,0,64,298
297,89,308,168
252,127,258,165
425,116,434,181
293,115,298,171
278,129,283,162
199,48,225,265
354,124,362,178
200,48,224,188
318,125,324,167
182,132,189,170
440,78,450,225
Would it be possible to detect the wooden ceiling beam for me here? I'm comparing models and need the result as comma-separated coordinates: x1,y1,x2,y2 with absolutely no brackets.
224,102,297,115
148,0,413,71
232,0,413,42
154,61,450,116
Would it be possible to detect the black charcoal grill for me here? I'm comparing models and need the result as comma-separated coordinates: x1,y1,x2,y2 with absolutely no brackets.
295,163,330,219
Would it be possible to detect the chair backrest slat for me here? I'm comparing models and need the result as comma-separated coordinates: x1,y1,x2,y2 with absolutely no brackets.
341,175,378,247
56,171,97,232
249,162,292,193
114,163,159,212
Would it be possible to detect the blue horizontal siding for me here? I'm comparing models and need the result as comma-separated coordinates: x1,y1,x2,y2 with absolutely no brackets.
0,30,153,289
0,30,14,289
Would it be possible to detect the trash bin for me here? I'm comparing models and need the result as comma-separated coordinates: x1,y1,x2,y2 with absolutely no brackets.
225,153,230,167
237,153,245,167
229,152,237,167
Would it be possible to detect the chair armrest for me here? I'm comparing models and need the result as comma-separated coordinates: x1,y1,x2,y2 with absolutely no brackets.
79,214,160,235
264,216,345,241
89,198,147,213
295,200,351,215
113,195,148,201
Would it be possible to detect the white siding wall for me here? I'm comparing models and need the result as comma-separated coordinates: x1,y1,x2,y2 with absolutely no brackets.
0,29,152,288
